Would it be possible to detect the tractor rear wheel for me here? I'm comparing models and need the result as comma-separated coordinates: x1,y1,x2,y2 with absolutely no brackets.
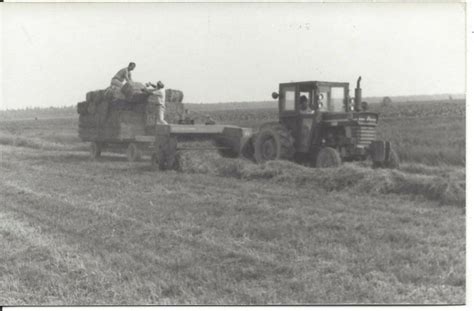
315,147,342,168
90,142,102,160
253,124,295,163
126,143,142,162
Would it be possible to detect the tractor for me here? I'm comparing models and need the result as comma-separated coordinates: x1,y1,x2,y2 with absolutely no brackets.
252,77,400,168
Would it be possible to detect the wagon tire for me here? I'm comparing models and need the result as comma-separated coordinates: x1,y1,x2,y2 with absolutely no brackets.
126,143,142,162
90,142,102,160
151,152,160,170
151,146,178,171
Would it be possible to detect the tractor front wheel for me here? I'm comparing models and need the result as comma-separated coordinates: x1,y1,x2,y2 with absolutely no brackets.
315,147,342,168
253,124,294,163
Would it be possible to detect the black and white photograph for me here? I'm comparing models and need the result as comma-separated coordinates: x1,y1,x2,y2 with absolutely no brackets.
0,1,469,306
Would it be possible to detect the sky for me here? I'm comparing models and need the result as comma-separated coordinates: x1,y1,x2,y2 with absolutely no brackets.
0,2,466,109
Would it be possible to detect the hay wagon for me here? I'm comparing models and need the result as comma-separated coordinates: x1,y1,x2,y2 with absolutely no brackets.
77,86,185,162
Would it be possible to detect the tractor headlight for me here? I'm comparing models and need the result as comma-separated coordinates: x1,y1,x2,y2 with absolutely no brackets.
349,98,355,111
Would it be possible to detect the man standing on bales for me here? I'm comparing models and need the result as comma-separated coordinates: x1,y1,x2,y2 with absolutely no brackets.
110,62,136,88
143,81,167,125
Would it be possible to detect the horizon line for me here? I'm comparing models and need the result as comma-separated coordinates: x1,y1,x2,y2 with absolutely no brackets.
0,92,466,112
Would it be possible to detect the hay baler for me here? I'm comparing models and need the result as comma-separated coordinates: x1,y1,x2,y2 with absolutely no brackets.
136,124,253,170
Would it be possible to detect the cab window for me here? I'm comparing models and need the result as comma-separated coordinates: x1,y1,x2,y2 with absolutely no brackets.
317,92,329,112
281,87,296,111
298,91,314,114
329,87,345,112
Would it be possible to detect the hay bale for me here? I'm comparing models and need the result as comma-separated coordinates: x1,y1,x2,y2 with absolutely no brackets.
128,92,149,104
166,89,184,103
86,91,94,102
77,101,89,115
87,102,97,114
99,110,145,140
95,101,110,123
93,90,106,105
121,82,146,98
78,114,100,140
105,86,126,101
86,89,106,103
165,101,185,123
131,102,147,113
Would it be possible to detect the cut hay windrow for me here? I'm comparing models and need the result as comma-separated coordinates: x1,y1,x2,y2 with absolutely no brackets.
176,152,465,207
0,132,83,151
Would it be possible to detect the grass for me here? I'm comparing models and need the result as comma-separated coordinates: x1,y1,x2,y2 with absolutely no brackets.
0,146,465,304
378,116,465,166
0,99,466,305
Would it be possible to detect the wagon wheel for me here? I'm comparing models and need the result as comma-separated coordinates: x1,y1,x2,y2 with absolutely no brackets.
253,124,294,163
315,147,342,168
126,143,142,162
151,138,178,170
90,142,102,160
151,152,160,170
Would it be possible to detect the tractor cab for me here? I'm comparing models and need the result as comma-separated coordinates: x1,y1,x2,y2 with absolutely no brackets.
275,81,350,115
272,81,352,154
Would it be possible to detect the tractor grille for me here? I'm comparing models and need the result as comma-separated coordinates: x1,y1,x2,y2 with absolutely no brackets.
352,124,376,147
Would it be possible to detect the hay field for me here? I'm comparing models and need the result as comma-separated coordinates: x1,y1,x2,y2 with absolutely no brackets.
0,100,465,304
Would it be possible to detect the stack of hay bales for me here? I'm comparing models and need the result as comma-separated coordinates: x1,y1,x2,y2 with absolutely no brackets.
77,82,185,141
77,84,148,141
165,89,184,104
101,110,146,140
165,89,185,124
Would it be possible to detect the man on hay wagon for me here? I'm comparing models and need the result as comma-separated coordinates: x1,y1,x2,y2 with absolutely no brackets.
143,81,167,125
110,62,136,88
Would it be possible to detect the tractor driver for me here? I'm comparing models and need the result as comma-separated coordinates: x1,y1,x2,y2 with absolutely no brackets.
299,95,314,114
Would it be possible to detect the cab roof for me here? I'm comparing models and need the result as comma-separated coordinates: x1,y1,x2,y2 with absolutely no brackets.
279,81,350,87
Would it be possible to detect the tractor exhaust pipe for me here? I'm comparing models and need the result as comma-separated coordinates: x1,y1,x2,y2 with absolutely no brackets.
355,76,362,107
